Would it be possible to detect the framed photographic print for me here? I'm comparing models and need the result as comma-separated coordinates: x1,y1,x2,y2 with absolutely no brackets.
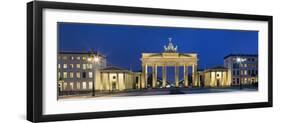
27,1,273,122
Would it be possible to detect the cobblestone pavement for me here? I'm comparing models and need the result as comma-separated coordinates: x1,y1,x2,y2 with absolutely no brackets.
59,87,258,100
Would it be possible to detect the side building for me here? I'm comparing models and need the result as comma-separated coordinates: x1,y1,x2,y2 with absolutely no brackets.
57,51,106,96
224,54,258,86
199,66,231,87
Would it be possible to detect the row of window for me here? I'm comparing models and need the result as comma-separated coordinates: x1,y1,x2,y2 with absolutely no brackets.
58,71,93,79
232,70,258,76
58,63,93,70
60,81,93,90
58,56,95,61
232,77,257,85
231,57,257,62
232,63,258,69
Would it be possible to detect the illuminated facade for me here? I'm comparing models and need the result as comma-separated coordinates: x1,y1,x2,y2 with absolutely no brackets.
57,51,106,94
200,66,231,87
140,38,199,88
224,54,258,85
98,66,141,91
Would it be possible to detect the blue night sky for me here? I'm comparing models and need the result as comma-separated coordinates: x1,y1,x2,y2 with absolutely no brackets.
58,22,258,72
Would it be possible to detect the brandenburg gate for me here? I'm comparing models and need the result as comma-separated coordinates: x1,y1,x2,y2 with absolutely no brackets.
140,38,199,88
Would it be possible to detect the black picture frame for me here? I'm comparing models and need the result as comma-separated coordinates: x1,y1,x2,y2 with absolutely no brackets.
27,1,273,122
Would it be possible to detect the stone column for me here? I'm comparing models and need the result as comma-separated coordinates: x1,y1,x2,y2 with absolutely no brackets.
192,64,198,87
141,64,147,89
162,65,167,88
152,64,157,88
116,73,119,91
184,64,189,87
175,64,179,87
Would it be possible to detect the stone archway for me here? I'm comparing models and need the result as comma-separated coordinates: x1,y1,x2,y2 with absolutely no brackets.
140,38,199,89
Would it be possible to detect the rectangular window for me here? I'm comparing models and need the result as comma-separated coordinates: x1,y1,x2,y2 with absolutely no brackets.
70,64,74,69
76,64,80,69
70,72,74,78
58,64,60,69
89,81,93,89
76,82,80,89
70,82,74,90
71,56,74,60
232,70,235,76
83,64,86,70
82,72,86,78
63,72,67,78
82,56,86,61
76,72,80,78
63,82,67,90
76,56,80,60
87,64,92,69
82,82,87,89
89,72,93,78
244,70,247,75
63,64,67,69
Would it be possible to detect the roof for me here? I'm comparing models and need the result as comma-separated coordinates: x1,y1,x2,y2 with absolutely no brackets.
100,66,132,73
224,54,258,59
204,66,228,72
58,51,105,57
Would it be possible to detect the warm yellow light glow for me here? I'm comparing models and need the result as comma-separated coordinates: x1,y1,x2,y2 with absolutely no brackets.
93,57,100,62
87,57,92,62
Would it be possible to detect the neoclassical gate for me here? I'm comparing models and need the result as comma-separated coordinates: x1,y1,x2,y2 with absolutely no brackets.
140,38,199,88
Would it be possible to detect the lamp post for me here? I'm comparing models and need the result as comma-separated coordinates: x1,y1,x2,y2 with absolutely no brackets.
88,53,100,97
236,57,246,90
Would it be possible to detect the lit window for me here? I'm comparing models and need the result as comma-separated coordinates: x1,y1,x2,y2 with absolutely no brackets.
76,64,80,69
70,72,74,78
87,64,92,69
70,64,74,69
70,82,74,90
244,70,247,75
76,82,80,89
76,56,80,60
82,82,87,89
71,56,74,60
89,81,93,89
63,72,67,78
82,56,86,61
83,64,86,70
76,72,80,78
89,72,93,78
63,64,67,69
58,64,60,69
63,82,67,90
244,64,247,67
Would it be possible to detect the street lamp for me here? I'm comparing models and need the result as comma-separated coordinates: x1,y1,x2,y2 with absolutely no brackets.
88,53,100,96
236,57,246,90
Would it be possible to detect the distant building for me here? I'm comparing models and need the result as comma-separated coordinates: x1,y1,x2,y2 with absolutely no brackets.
57,51,106,95
224,54,258,86
200,66,231,87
